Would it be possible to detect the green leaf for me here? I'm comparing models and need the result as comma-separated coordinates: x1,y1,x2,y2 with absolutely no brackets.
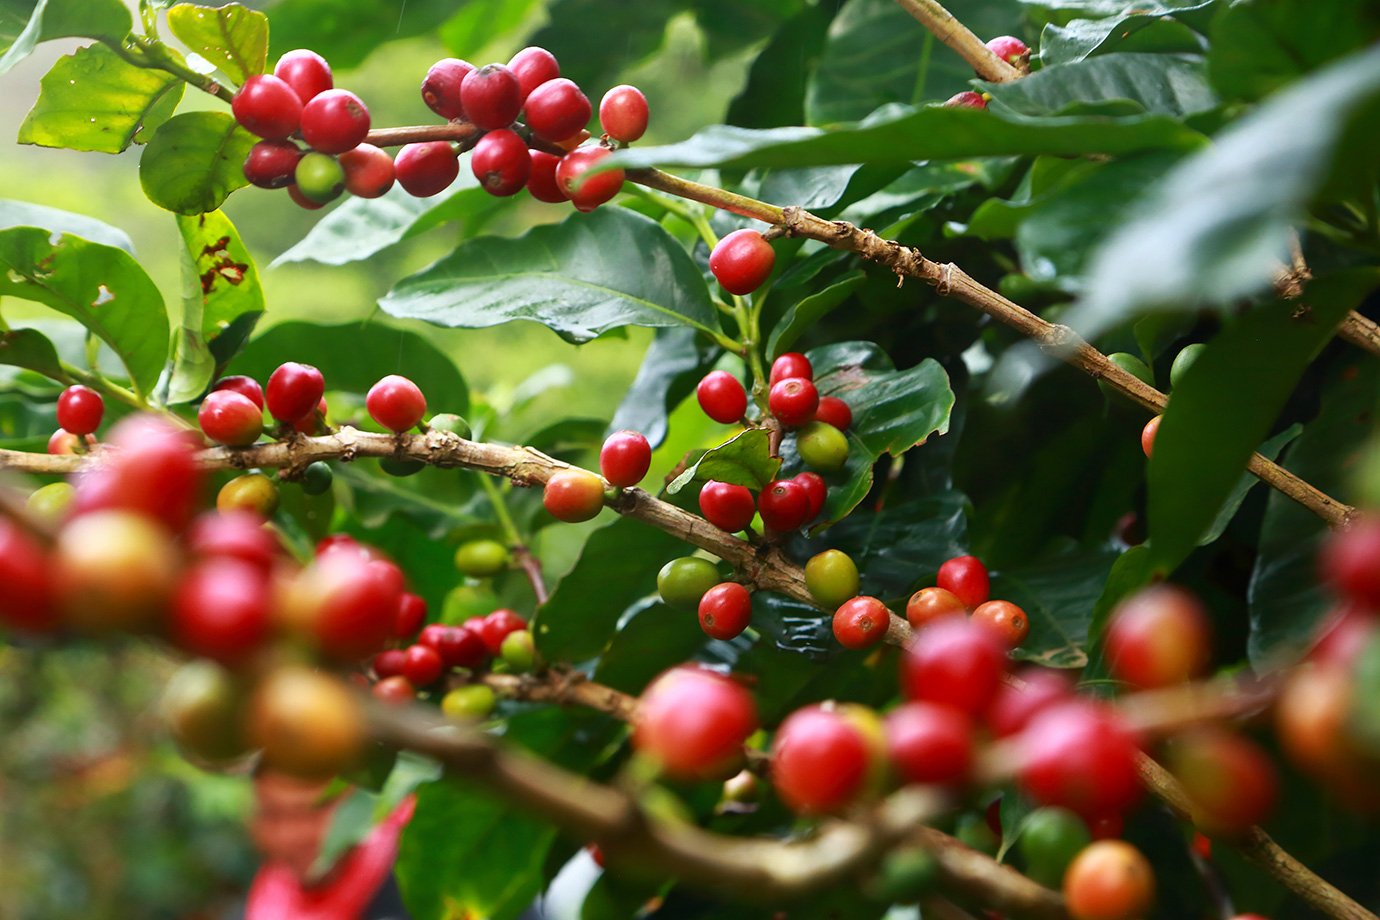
1147,270,1379,575
257,0,457,69
139,111,255,215
0,198,133,251
1197,423,1300,547
825,493,970,597
593,599,708,694
0,327,67,381
0,226,168,395
18,42,183,153
608,326,717,448
767,271,864,358
438,0,541,60
726,0,836,128
380,208,721,345
994,547,1120,668
1039,14,1207,66
666,428,781,494
526,0,677,92
0,0,130,75
981,53,1217,117
166,2,267,84
1080,544,1158,690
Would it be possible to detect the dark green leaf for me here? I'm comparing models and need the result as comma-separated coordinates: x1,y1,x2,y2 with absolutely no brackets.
608,326,718,447
726,0,836,128
258,0,456,68
526,0,675,91
18,42,183,153
438,0,541,58
380,208,721,345
994,547,1120,668
981,53,1217,117
767,272,864,358
0,327,67,381
667,428,780,494
693,0,804,60
1080,544,1158,690
139,111,255,214
0,198,133,251
1039,14,1206,66
593,599,707,694
0,0,130,75
1197,423,1300,547
166,2,268,84
822,492,970,598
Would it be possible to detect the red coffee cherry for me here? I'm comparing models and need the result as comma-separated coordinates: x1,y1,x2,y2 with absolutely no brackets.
599,84,649,143
768,377,818,428
294,396,328,436
699,582,752,640
905,586,966,629
600,429,651,487
0,518,56,633
419,623,488,669
633,665,758,781
699,480,755,533
478,608,528,656
985,35,1030,65
526,150,566,203
395,141,460,197
170,557,270,666
901,617,1007,717
300,89,370,154
74,415,204,531
421,58,474,119
1320,515,1380,608
696,370,747,424
1063,840,1154,920
373,675,417,705
231,74,302,140
1018,700,1143,821
769,352,812,385
758,478,810,532
56,385,104,435
709,229,775,295
794,471,826,521
833,596,890,650
972,599,1030,649
393,592,427,638
507,46,560,100
366,374,426,432
186,509,278,572
555,145,624,211
470,128,532,197
1140,414,1161,457
401,644,444,687
460,63,523,129
945,91,988,109
1309,605,1376,667
266,362,325,424
771,704,871,814
339,143,395,198
373,648,407,680
287,185,326,210
48,429,79,454
524,78,591,142
274,49,333,104
1166,727,1277,836
294,554,404,661
937,554,989,608
984,666,1072,737
243,139,304,189
1104,584,1211,689
814,396,852,431
886,701,975,786
543,469,606,522
198,389,264,447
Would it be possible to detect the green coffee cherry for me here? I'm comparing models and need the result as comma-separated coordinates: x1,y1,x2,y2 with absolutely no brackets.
804,549,860,609
454,539,511,578
1099,352,1154,404
657,556,720,610
430,413,473,440
872,848,938,903
1018,806,1091,887
500,629,535,672
796,420,849,473
441,684,496,721
295,152,345,204
955,811,999,856
380,457,425,477
26,481,75,523
1170,343,1206,389
300,461,333,495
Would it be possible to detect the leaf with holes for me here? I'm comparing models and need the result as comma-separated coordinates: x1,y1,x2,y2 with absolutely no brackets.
139,111,255,214
166,2,267,84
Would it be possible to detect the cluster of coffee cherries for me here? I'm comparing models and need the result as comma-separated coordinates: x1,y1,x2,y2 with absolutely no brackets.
939,34,1030,110
902,554,1030,648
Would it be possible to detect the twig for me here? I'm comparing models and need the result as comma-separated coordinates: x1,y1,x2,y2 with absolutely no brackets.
1338,312,1380,357
892,0,1020,83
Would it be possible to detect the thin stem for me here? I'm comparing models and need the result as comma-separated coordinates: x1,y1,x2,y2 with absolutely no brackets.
477,471,548,605
105,36,235,99
892,0,1021,82
60,362,146,410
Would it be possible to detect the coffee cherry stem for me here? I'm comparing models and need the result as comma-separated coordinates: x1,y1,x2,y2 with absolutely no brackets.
477,473,548,604
106,34,236,99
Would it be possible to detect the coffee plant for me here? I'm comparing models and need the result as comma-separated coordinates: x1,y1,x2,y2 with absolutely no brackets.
1,0,1380,918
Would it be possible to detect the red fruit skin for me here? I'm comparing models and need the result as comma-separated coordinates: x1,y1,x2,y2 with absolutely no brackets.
48,429,79,455
186,510,278,572
266,362,325,425
972,599,1030,649
758,479,810,533
768,377,818,428
699,582,752,640
340,143,395,198
0,519,57,632
944,91,988,109
460,64,523,129
526,150,566,203
232,74,302,140
1309,605,1377,667
633,666,758,781
769,352,813,386
699,480,756,532
794,472,826,521
74,415,203,530
287,185,326,210
418,623,488,669
814,396,852,431
599,84,649,143
312,555,404,661
421,58,474,119
985,667,1072,738
772,705,869,814
600,430,651,487
274,49,333,104
905,586,967,630
507,46,560,100
171,558,270,666
886,701,975,786
1321,516,1380,609
402,644,444,687
1141,415,1161,457
1104,584,1211,689
543,469,606,523
395,141,460,197
937,555,989,608
833,596,891,650
524,78,591,142
198,389,264,447
478,608,528,656
300,89,370,154
696,371,748,424
985,35,1030,64
294,396,328,435
1167,728,1277,836
709,229,775,296
555,146,624,211
316,533,359,556
393,592,427,638
373,648,407,680
366,374,427,432
901,617,1007,718
1018,700,1143,821
373,675,416,705
470,129,532,197
244,139,304,189
212,375,265,410
57,385,104,435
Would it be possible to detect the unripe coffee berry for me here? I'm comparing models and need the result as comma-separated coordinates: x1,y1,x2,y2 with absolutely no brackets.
198,389,264,446
555,146,624,211
266,362,325,424
696,371,747,424
768,377,818,428
543,469,606,522
501,629,536,671
699,480,755,532
366,374,426,432
471,128,531,196
698,582,752,640
657,556,720,611
796,420,848,472
218,472,280,517
395,141,460,197
460,64,523,129
232,74,302,140
599,84,649,143
833,596,890,650
600,430,651,487
507,46,560,100
294,152,344,204
709,230,775,295
56,385,104,435
421,58,474,119
300,89,370,154
770,352,812,385
804,549,859,609
454,539,510,578
442,684,496,720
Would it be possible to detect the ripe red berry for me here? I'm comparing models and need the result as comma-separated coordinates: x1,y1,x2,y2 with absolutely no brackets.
366,374,426,433
1321,516,1380,608
555,146,625,211
244,139,304,189
944,91,988,109
274,49,333,104
301,555,404,661
1105,584,1211,689
794,471,826,521
1063,840,1154,920
1166,728,1277,835
833,596,890,650
600,429,651,487
74,415,203,530
266,362,325,425
699,582,752,640
0,519,56,633
526,150,566,203
401,644,444,687
905,586,966,629
198,389,263,447
633,666,757,781
769,352,812,385
524,78,591,142
470,128,532,196
421,58,474,119
294,396,328,436
985,35,1030,65
599,84,649,143
543,468,606,522
768,377,818,428
758,478,810,532
170,558,270,666
1018,700,1143,820
696,370,747,424
972,599,1030,649
287,185,326,210
460,63,523,129
48,429,79,454
478,608,528,656
937,554,989,609
393,592,426,638
419,623,488,669
771,704,872,814
699,480,755,532
507,46,560,100
814,396,852,431
300,88,370,154
373,648,407,680
373,675,416,705
231,74,302,140
187,510,278,572
56,385,104,435
985,667,1072,737
395,141,460,197
709,229,775,295
1141,414,1161,457
212,377,263,412
339,143,395,198
901,617,1007,717
886,701,975,786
